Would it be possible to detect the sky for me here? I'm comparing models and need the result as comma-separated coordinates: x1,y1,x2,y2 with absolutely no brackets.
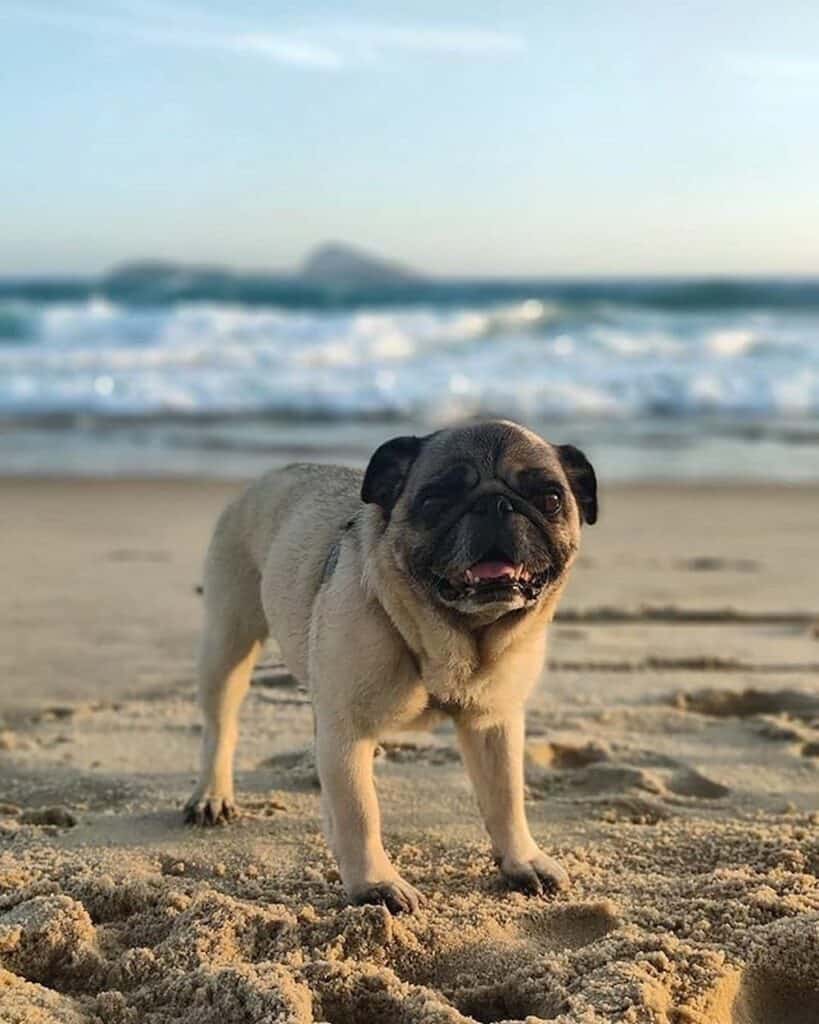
2,0,819,277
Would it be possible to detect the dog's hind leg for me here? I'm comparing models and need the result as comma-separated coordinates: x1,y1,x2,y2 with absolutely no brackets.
185,543,267,826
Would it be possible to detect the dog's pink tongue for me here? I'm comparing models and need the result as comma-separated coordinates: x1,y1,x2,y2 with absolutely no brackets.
469,560,517,580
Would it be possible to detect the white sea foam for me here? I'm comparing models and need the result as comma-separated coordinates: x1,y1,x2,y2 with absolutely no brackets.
0,297,818,422
707,328,759,357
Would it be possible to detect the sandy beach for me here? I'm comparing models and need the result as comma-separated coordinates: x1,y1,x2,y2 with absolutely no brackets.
2,477,818,1023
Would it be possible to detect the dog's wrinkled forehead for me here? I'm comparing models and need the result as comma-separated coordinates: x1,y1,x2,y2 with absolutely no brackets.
362,419,598,526
406,421,561,495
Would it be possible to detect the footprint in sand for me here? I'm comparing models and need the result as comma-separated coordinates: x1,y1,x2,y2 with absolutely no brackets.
525,738,729,813
525,738,610,772
657,915,819,1024
676,688,819,765
517,900,621,951
675,687,819,721
454,903,621,1022
392,900,621,1024
728,969,819,1024
665,767,731,799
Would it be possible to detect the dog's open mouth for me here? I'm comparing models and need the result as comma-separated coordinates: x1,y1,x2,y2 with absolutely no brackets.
465,560,530,584
436,557,550,604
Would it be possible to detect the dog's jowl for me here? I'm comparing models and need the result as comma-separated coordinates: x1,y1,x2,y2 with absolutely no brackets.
186,419,597,913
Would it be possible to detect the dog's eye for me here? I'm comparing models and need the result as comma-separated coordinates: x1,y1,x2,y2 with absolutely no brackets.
420,496,446,516
536,490,562,516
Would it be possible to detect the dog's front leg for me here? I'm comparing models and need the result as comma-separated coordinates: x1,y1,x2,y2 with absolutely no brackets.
456,708,569,895
315,722,422,914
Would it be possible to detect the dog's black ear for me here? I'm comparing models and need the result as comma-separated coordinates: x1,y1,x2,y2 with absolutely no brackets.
556,444,598,525
361,435,424,514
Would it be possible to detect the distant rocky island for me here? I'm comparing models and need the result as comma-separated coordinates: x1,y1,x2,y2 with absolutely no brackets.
101,242,425,301
299,242,422,288
4,247,810,312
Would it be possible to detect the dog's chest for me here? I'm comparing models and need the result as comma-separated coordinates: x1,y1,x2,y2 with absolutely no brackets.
418,659,524,721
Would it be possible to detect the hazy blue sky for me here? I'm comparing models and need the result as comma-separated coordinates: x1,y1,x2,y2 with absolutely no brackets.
2,1,819,276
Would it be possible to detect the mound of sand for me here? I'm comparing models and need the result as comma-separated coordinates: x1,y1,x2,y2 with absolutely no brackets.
1,796,818,1023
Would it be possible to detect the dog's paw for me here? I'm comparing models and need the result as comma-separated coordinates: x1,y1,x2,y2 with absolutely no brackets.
350,877,423,915
498,850,570,896
183,791,238,826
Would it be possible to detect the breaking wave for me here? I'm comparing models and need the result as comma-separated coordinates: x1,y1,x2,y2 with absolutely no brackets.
0,292,818,424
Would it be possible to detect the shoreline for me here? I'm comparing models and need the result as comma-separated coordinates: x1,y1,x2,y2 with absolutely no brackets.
4,413,819,485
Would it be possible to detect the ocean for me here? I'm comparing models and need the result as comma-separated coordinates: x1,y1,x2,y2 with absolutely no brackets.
2,274,818,480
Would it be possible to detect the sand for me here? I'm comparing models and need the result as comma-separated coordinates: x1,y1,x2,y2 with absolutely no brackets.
2,477,818,1023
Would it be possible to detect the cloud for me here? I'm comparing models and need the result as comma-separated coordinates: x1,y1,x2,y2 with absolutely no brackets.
223,33,342,69
333,24,526,58
0,3,343,69
1,2,526,71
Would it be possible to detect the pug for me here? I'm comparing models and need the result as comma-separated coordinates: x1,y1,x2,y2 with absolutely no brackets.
185,419,597,913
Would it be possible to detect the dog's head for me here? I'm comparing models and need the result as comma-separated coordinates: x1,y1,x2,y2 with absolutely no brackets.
362,420,597,622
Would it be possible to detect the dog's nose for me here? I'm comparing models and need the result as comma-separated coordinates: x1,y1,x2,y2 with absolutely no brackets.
473,493,514,517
